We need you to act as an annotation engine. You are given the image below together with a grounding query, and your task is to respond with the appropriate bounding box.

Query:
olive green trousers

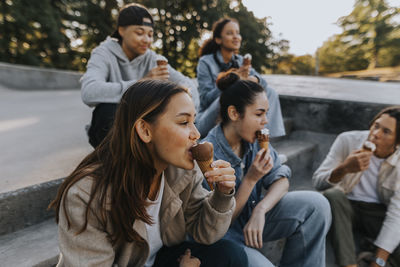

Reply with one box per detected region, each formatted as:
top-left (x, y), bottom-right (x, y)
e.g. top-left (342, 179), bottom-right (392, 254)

top-left (323, 188), bottom-right (400, 267)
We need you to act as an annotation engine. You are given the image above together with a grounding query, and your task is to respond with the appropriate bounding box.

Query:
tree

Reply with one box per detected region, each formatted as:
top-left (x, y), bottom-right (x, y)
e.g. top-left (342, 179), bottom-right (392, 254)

top-left (0, 0), bottom-right (74, 69)
top-left (274, 54), bottom-right (315, 75)
top-left (1, 0), bottom-right (288, 75)
top-left (337, 0), bottom-right (400, 69)
top-left (136, 0), bottom-right (279, 77)
top-left (318, 35), bottom-right (369, 73)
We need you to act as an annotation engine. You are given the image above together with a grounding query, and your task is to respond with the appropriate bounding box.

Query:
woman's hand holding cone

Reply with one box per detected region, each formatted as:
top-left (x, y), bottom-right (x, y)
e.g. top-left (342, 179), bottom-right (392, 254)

top-left (204, 160), bottom-right (236, 194)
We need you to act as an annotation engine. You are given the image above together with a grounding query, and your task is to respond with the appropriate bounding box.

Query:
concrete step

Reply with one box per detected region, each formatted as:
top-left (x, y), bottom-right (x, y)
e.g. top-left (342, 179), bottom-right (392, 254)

top-left (270, 117), bottom-right (294, 143)
top-left (283, 117), bottom-right (294, 136)
top-left (273, 138), bottom-right (317, 191)
top-left (0, 219), bottom-right (59, 267)
top-left (0, 178), bottom-right (63, 236)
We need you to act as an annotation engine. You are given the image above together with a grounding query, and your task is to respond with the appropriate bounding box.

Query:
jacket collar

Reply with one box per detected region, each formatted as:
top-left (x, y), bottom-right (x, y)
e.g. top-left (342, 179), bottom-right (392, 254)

top-left (133, 167), bottom-right (195, 241)
top-left (385, 146), bottom-right (400, 167)
top-left (214, 50), bottom-right (240, 71)
top-left (159, 165), bottom-right (196, 227)
top-left (213, 125), bottom-right (253, 167)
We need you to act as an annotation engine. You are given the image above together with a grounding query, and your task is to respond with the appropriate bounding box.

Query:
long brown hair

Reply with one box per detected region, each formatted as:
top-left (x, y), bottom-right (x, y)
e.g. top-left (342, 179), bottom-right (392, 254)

top-left (49, 79), bottom-right (188, 245)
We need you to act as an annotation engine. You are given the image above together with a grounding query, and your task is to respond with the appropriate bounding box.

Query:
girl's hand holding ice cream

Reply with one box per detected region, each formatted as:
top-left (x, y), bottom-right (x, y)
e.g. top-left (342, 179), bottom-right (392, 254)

top-left (245, 148), bottom-right (273, 183)
top-left (204, 160), bottom-right (236, 194)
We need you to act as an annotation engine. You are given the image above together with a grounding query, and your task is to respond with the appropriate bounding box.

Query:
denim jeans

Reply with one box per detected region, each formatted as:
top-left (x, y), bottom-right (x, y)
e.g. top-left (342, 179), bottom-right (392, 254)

top-left (238, 191), bottom-right (331, 267)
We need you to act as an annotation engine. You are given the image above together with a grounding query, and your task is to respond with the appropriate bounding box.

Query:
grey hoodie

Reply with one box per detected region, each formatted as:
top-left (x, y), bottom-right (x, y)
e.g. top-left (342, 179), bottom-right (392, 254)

top-left (81, 37), bottom-right (199, 109)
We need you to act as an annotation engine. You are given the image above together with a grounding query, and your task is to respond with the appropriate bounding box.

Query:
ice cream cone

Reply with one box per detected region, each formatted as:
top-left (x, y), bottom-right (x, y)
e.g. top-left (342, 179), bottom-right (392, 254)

top-left (156, 59), bottom-right (168, 66)
top-left (362, 141), bottom-right (376, 152)
top-left (156, 55), bottom-right (168, 67)
top-left (243, 53), bottom-right (252, 66)
top-left (256, 128), bottom-right (270, 151)
top-left (196, 159), bottom-right (214, 190)
top-left (191, 141), bottom-right (214, 190)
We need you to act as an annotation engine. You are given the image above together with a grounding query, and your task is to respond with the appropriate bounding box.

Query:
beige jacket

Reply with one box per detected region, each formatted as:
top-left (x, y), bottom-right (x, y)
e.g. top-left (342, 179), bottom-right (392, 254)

top-left (57, 164), bottom-right (235, 267)
top-left (313, 130), bottom-right (400, 253)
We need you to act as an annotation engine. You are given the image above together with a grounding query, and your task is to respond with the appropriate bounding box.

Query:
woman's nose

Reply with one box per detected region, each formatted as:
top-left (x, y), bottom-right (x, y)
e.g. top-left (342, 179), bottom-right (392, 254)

top-left (262, 115), bottom-right (268, 125)
top-left (191, 124), bottom-right (201, 140)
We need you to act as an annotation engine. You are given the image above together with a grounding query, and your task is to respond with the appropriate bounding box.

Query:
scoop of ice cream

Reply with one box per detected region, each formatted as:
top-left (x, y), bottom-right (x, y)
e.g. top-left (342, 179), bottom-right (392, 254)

top-left (243, 53), bottom-right (252, 66)
top-left (256, 128), bottom-right (270, 141)
top-left (363, 141), bottom-right (376, 152)
top-left (244, 53), bottom-right (252, 60)
top-left (191, 141), bottom-right (213, 161)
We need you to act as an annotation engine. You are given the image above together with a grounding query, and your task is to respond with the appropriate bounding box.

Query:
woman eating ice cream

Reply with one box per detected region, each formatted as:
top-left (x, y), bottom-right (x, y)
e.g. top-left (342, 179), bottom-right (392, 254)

top-left (50, 79), bottom-right (248, 267)
top-left (196, 17), bottom-right (285, 138)
top-left (202, 70), bottom-right (331, 267)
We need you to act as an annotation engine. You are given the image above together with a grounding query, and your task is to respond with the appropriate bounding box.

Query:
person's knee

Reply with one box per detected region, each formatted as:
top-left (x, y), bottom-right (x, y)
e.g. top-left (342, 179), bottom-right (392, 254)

top-left (305, 191), bottom-right (331, 226)
top-left (323, 187), bottom-right (346, 205)
top-left (210, 240), bottom-right (248, 267)
top-left (289, 191), bottom-right (331, 231)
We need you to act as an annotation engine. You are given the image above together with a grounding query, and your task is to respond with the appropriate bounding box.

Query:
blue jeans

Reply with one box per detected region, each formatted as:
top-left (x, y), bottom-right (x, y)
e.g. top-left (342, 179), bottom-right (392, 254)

top-left (238, 191), bottom-right (331, 267)
top-left (196, 86), bottom-right (286, 138)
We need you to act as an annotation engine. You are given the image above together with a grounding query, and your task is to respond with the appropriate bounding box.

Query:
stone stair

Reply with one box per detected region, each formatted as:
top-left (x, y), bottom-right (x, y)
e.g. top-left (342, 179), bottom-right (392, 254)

top-left (0, 219), bottom-right (58, 267)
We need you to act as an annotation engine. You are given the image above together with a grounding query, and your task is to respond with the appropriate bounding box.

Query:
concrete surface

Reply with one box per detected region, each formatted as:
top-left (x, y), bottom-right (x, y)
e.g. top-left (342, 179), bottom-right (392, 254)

top-left (0, 178), bottom-right (64, 235)
top-left (0, 62), bottom-right (82, 90)
top-left (0, 86), bottom-right (92, 194)
top-left (264, 74), bottom-right (400, 105)
top-left (0, 219), bottom-right (59, 267)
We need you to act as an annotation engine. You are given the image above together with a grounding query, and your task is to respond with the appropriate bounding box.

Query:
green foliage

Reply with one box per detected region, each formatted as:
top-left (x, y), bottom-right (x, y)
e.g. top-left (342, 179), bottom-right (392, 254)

top-left (318, 35), bottom-right (369, 73)
top-left (319, 0), bottom-right (400, 73)
top-left (274, 54), bottom-right (315, 75)
top-left (0, 0), bottom-right (120, 71)
top-left (0, 0), bottom-right (287, 75)
top-left (136, 0), bottom-right (276, 76)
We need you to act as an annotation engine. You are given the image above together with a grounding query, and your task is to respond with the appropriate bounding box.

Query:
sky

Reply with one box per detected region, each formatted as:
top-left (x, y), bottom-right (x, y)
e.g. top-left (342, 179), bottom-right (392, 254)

top-left (242, 0), bottom-right (400, 56)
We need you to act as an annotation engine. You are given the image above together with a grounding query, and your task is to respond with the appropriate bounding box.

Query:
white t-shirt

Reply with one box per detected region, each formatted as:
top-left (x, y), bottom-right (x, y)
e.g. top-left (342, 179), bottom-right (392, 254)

top-left (144, 174), bottom-right (165, 267)
top-left (347, 155), bottom-right (385, 203)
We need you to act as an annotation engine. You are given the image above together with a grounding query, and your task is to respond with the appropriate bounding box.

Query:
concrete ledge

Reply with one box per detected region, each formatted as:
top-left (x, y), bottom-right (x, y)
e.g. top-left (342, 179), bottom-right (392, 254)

top-left (274, 139), bottom-right (317, 190)
top-left (0, 178), bottom-right (64, 236)
top-left (280, 95), bottom-right (391, 134)
top-left (0, 62), bottom-right (82, 90)
top-left (0, 219), bottom-right (59, 267)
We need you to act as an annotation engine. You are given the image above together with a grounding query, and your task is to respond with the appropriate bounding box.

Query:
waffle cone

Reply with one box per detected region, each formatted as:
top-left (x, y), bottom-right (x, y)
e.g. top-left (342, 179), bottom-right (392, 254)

top-left (197, 159), bottom-right (214, 190)
top-left (258, 141), bottom-right (269, 151)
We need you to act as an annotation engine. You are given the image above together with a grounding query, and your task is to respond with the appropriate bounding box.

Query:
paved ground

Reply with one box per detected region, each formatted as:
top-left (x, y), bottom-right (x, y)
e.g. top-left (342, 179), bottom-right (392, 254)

top-left (265, 74), bottom-right (400, 105)
top-left (0, 86), bottom-right (92, 194)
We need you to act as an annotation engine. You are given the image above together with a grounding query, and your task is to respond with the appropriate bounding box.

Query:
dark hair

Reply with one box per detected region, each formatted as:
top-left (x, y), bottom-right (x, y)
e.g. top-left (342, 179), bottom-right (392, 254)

top-left (111, 3), bottom-right (154, 41)
top-left (199, 18), bottom-right (238, 57)
top-left (216, 70), bottom-right (265, 125)
top-left (370, 106), bottom-right (400, 145)
top-left (49, 80), bottom-right (188, 246)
